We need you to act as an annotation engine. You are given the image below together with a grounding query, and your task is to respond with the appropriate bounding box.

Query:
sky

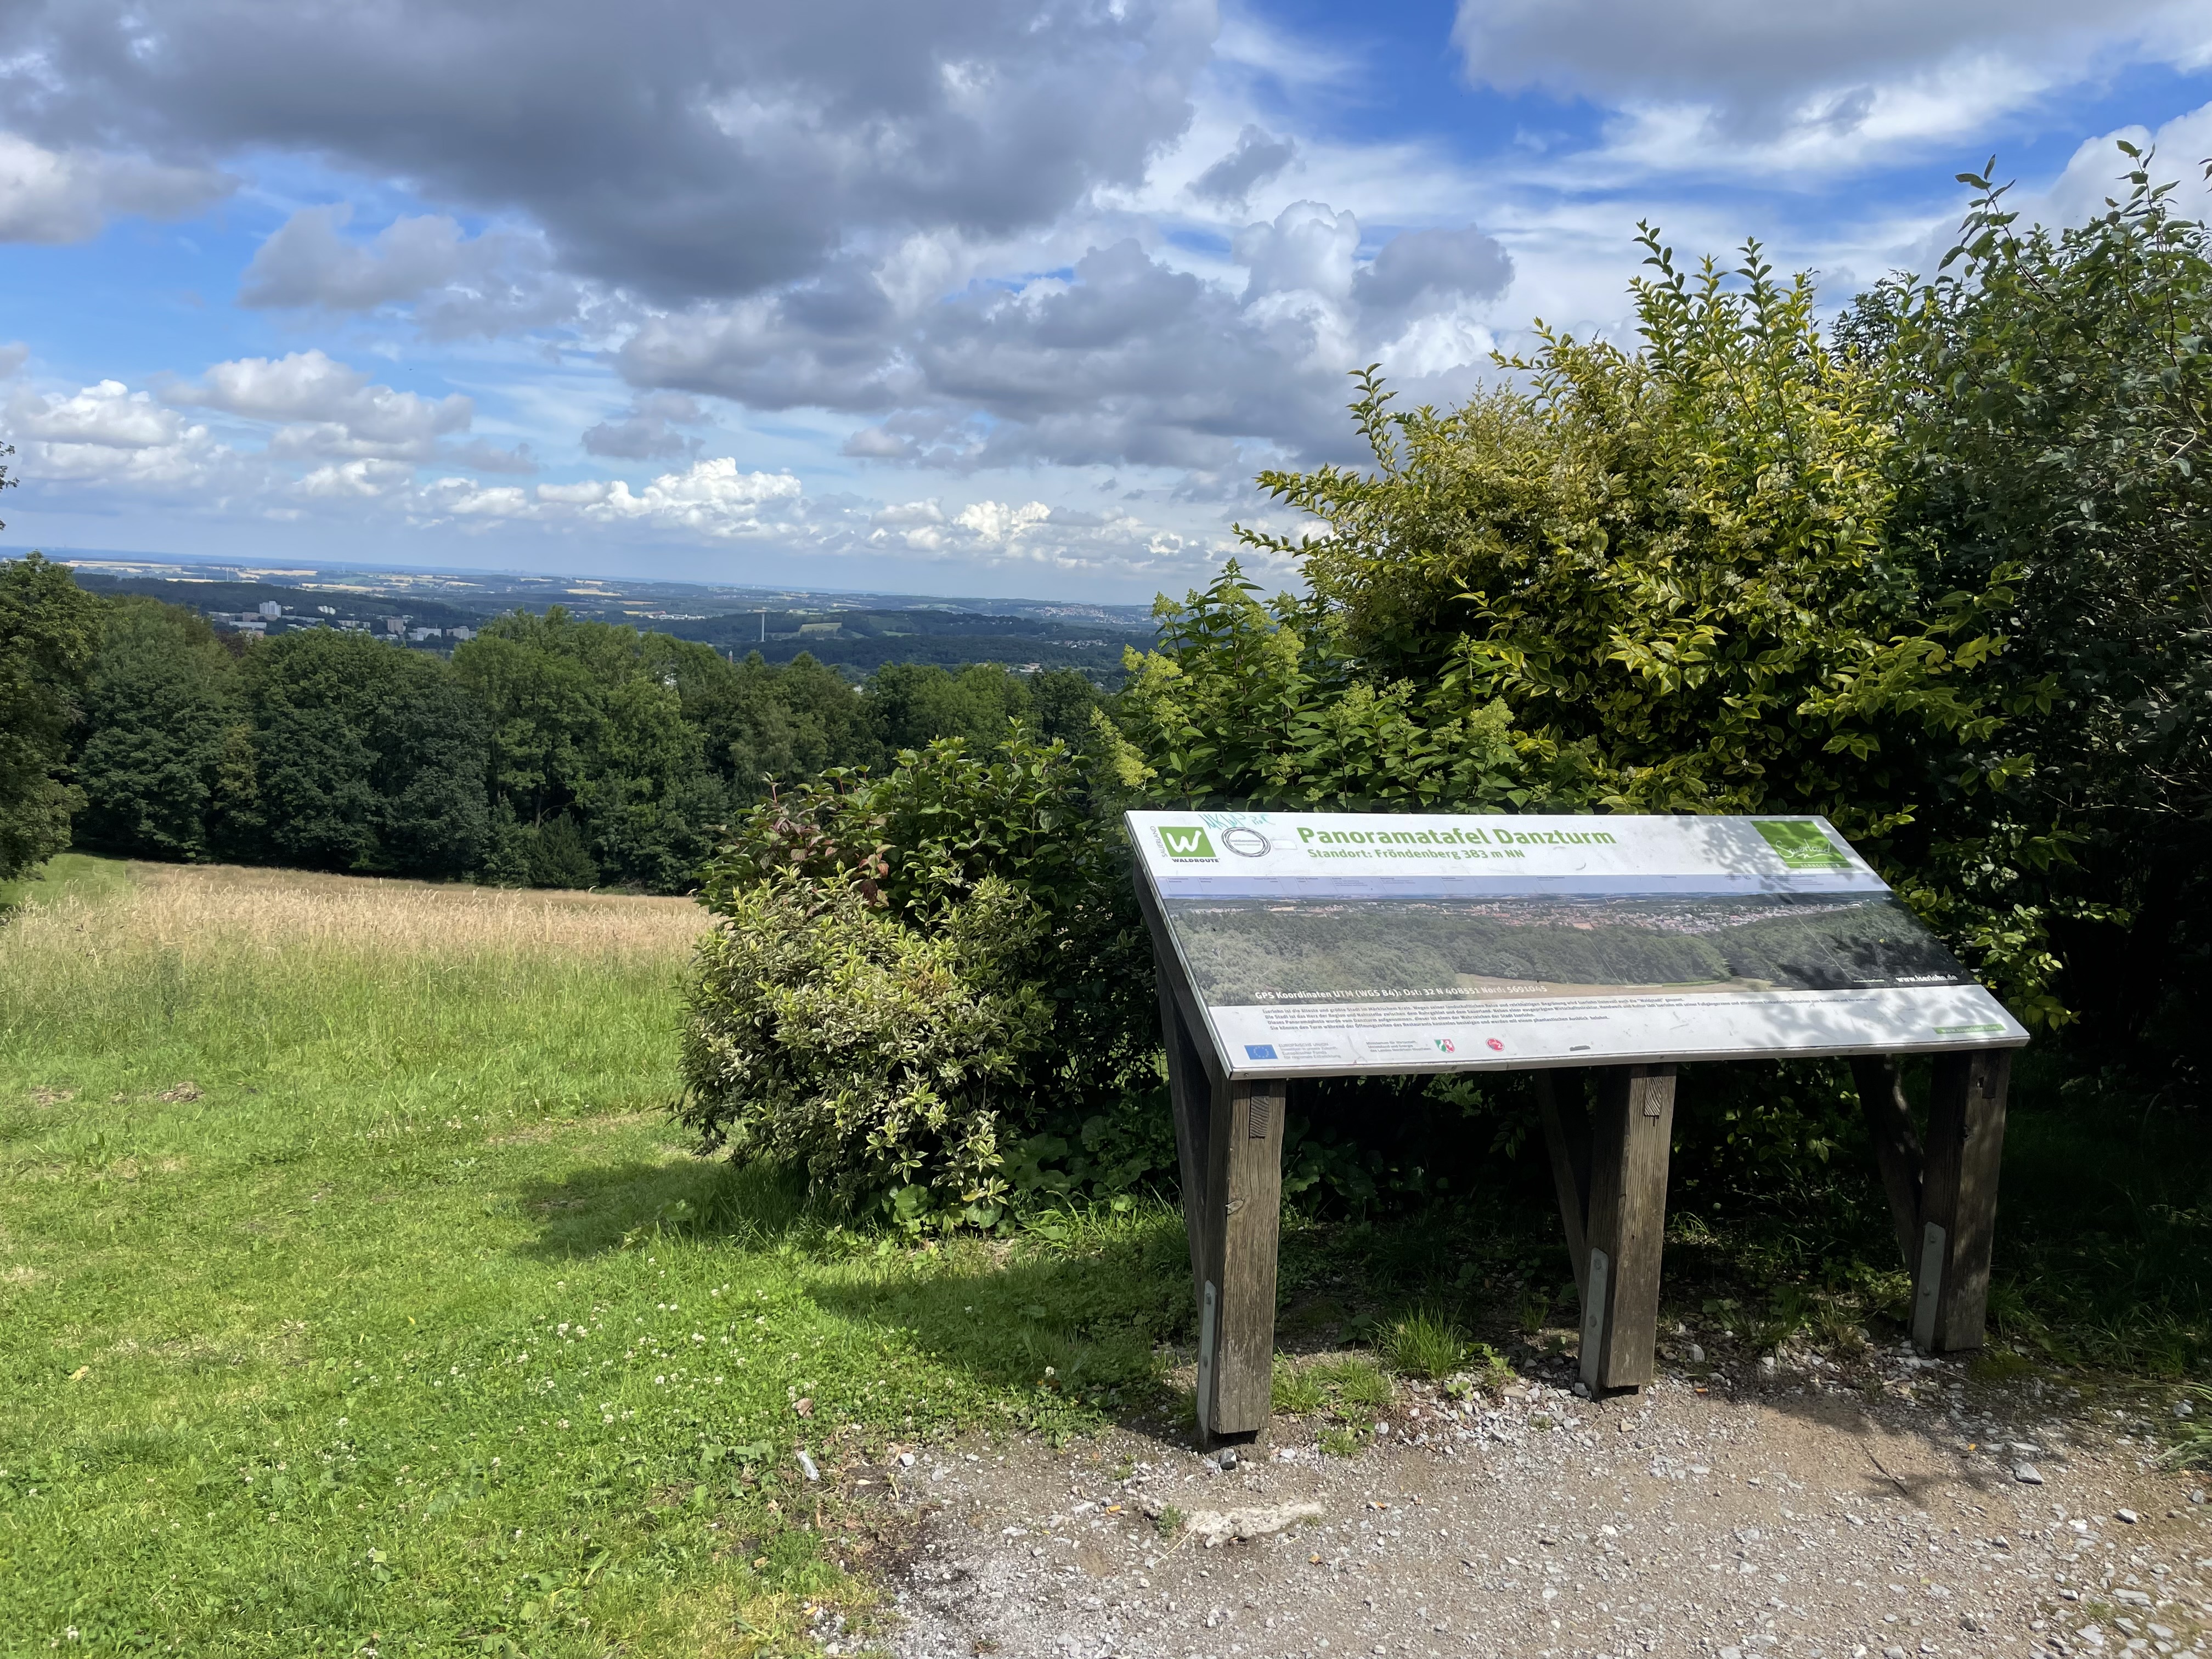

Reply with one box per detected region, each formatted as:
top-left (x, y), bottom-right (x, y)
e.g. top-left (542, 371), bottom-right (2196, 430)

top-left (2, 2), bottom-right (2212, 603)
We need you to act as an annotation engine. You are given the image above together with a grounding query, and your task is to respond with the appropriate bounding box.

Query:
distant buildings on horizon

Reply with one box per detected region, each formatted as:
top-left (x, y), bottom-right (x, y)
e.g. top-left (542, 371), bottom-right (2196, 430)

top-left (204, 602), bottom-right (477, 648)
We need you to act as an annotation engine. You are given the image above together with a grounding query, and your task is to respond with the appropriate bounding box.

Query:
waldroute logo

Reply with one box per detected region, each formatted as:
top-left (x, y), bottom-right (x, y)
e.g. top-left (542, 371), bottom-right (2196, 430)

top-left (1752, 820), bottom-right (1849, 871)
top-left (1157, 825), bottom-right (1216, 860)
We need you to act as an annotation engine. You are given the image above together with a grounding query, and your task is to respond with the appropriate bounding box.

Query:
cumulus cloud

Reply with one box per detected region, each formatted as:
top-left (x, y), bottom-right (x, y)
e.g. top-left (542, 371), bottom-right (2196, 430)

top-left (0, 354), bottom-right (1240, 582)
top-left (9, 379), bottom-right (200, 449)
top-left (862, 493), bottom-right (1220, 572)
top-left (1189, 123), bottom-right (1298, 206)
top-left (1453, 0), bottom-right (2212, 171)
top-left (1355, 224), bottom-right (1517, 315)
top-left (171, 350), bottom-right (474, 461)
top-left (0, 132), bottom-right (230, 243)
top-left (239, 205), bottom-right (585, 337)
top-left (581, 391), bottom-right (712, 461)
top-left (526, 458), bottom-right (803, 538)
top-left (0, 0), bottom-right (1216, 302)
top-left (647, 203), bottom-right (1513, 472)
top-left (2, 378), bottom-right (233, 495)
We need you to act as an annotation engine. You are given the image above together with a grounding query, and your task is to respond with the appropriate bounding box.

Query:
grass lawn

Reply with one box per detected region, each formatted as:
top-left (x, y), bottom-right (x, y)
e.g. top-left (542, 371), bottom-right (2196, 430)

top-left (4, 857), bottom-right (2204, 1656)
top-left (0, 860), bottom-right (1189, 1657)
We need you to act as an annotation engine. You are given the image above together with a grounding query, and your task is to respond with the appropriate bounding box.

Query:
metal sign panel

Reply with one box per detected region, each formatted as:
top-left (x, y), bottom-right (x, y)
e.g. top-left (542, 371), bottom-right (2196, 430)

top-left (1128, 810), bottom-right (2028, 1079)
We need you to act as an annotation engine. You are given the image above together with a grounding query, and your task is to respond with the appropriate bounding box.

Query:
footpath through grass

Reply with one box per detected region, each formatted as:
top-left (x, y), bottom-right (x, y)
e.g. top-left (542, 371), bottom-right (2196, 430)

top-left (0, 861), bottom-right (1188, 1657)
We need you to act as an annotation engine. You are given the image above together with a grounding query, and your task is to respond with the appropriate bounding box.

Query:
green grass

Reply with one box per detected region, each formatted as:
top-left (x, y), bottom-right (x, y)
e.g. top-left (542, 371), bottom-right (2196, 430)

top-left (0, 859), bottom-right (1190, 1657)
top-left (0, 849), bottom-right (133, 911)
top-left (1379, 1307), bottom-right (1475, 1380)
top-left (1269, 1360), bottom-right (1326, 1415)
top-left (10, 854), bottom-right (2208, 1650)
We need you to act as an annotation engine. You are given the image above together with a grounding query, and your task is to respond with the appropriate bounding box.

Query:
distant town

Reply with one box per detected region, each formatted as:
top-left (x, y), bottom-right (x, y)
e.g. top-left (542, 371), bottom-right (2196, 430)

top-left (205, 599), bottom-right (479, 646)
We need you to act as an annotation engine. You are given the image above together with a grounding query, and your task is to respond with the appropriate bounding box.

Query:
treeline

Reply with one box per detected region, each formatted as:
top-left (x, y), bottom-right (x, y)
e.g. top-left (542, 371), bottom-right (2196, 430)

top-left (13, 578), bottom-right (1102, 891)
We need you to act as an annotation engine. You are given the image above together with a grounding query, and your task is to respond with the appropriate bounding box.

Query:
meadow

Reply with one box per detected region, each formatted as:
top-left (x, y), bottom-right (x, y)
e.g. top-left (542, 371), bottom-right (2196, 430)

top-left (0, 860), bottom-right (1188, 1656)
top-left (3, 858), bottom-right (2205, 1657)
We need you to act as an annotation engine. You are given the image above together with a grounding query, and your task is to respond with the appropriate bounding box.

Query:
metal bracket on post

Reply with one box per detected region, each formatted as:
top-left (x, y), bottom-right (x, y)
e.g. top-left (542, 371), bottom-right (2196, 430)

top-left (1579, 1250), bottom-right (1612, 1390)
top-left (1196, 1280), bottom-right (1218, 1438)
top-left (1912, 1223), bottom-right (1947, 1351)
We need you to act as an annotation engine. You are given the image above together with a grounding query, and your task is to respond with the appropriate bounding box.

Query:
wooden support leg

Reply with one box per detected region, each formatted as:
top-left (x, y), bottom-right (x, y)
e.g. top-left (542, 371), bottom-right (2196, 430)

top-left (1850, 1057), bottom-right (1926, 1276)
top-left (1536, 1070), bottom-right (1592, 1302)
top-left (1154, 952), bottom-right (1215, 1312)
top-left (1193, 1073), bottom-right (1286, 1442)
top-left (1912, 1051), bottom-right (2011, 1353)
top-left (1579, 1064), bottom-right (1676, 1392)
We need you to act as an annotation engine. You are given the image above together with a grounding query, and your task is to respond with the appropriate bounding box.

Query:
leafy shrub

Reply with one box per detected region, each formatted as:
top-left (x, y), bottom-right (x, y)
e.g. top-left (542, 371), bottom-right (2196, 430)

top-left (676, 732), bottom-right (1164, 1225)
top-left (1120, 232), bottom-right (2046, 1017)
top-left (676, 870), bottom-right (1051, 1222)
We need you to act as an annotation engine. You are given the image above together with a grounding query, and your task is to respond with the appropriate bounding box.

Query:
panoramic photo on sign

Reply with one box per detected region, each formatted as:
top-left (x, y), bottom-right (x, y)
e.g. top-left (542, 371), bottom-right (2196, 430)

top-left (1127, 811), bottom-right (2029, 1079)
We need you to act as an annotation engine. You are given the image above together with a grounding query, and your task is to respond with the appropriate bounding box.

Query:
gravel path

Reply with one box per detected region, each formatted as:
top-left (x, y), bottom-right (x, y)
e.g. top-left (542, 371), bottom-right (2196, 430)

top-left (844, 1345), bottom-right (2210, 1659)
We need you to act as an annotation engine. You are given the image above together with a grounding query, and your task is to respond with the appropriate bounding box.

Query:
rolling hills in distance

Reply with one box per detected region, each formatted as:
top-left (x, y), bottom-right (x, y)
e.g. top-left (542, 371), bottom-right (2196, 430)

top-left (56, 550), bottom-right (1160, 682)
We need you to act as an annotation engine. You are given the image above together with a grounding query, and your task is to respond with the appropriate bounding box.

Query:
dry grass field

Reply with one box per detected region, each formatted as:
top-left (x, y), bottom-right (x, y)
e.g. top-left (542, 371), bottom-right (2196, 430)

top-left (11, 857), bottom-right (704, 961)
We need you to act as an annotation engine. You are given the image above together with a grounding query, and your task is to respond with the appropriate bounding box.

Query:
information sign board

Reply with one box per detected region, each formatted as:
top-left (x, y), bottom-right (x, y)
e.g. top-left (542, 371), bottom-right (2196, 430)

top-left (1128, 810), bottom-right (2028, 1079)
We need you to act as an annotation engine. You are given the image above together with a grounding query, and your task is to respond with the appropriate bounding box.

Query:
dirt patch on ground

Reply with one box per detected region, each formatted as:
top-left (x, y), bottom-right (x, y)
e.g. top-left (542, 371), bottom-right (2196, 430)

top-left (865, 1348), bottom-right (2211, 1659)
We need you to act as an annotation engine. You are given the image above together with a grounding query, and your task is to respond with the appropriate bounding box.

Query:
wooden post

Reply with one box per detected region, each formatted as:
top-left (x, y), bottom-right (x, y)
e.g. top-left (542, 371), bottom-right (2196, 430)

top-left (1579, 1064), bottom-right (1676, 1391)
top-left (1850, 1056), bottom-right (1926, 1274)
top-left (1536, 1070), bottom-right (1592, 1301)
top-left (1192, 1073), bottom-right (1286, 1442)
top-left (1152, 946), bottom-right (1285, 1442)
top-left (1154, 951), bottom-right (1216, 1311)
top-left (1912, 1050), bottom-right (2011, 1353)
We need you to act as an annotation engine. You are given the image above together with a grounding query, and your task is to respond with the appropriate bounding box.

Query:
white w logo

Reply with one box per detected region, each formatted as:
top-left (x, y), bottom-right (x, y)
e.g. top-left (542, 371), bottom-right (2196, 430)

top-left (1159, 826), bottom-right (1213, 857)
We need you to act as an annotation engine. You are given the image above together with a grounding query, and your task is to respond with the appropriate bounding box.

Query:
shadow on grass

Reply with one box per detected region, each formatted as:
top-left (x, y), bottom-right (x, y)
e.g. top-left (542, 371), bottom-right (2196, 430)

top-left (509, 1156), bottom-right (805, 1260)
top-left (510, 1154), bottom-right (1200, 1435)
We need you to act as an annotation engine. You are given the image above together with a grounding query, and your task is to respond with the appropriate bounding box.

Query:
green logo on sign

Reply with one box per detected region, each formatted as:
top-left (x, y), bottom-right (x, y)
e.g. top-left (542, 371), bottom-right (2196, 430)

top-left (1157, 825), bottom-right (1216, 860)
top-left (1752, 820), bottom-right (1848, 870)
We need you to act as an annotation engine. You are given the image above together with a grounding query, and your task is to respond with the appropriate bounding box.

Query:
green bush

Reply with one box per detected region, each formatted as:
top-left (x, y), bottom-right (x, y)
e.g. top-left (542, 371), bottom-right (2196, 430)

top-left (1121, 232), bottom-right (2047, 1018)
top-left (675, 732), bottom-right (1165, 1225)
top-left (676, 869), bottom-right (1052, 1222)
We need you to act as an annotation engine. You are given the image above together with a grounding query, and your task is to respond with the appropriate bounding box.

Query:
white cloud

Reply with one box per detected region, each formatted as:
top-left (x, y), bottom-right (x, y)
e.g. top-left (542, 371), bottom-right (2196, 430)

top-left (0, 132), bottom-right (230, 244)
top-left (8, 380), bottom-right (199, 449)
top-left (2, 379), bottom-right (232, 495)
top-left (634, 203), bottom-right (1513, 473)
top-left (1452, 0), bottom-right (2212, 178)
top-left (293, 458), bottom-right (414, 500)
top-left (172, 351), bottom-right (475, 461)
top-left (239, 205), bottom-right (589, 337)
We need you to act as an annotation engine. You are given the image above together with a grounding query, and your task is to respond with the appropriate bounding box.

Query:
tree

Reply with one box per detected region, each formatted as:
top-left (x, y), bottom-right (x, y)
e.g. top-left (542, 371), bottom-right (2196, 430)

top-left (75, 598), bottom-right (242, 861)
top-left (453, 608), bottom-right (713, 890)
top-left (866, 661), bottom-right (1032, 753)
top-left (1029, 668), bottom-right (1101, 743)
top-left (665, 644), bottom-right (878, 803)
top-left (1843, 147), bottom-right (2212, 1069)
top-left (1124, 233), bottom-right (2049, 1013)
top-left (244, 630), bottom-right (490, 878)
top-left (0, 551), bottom-right (103, 881)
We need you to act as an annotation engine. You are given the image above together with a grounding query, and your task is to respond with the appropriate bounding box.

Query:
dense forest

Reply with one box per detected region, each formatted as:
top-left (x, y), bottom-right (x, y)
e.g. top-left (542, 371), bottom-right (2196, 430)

top-left (4, 568), bottom-right (1102, 891)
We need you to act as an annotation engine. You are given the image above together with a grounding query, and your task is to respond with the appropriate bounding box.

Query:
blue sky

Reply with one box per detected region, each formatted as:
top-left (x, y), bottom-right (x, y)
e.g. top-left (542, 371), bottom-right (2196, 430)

top-left (2, 0), bottom-right (2210, 601)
